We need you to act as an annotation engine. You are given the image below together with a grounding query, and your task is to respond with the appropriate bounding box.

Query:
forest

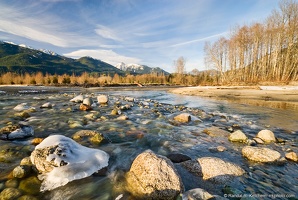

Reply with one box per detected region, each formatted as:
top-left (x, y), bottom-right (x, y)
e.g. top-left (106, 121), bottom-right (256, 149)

top-left (204, 0), bottom-right (298, 84)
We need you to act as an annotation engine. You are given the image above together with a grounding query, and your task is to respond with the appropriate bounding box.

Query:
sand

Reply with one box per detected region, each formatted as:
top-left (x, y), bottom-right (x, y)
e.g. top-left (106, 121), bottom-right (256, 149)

top-left (169, 86), bottom-right (298, 110)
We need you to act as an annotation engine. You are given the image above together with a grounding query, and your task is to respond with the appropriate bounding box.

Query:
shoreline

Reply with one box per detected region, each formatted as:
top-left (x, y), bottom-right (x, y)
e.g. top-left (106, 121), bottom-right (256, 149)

top-left (169, 86), bottom-right (298, 110)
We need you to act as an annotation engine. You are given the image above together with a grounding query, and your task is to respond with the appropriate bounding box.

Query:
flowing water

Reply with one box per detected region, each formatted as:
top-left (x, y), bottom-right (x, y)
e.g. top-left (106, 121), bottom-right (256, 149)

top-left (0, 86), bottom-right (297, 199)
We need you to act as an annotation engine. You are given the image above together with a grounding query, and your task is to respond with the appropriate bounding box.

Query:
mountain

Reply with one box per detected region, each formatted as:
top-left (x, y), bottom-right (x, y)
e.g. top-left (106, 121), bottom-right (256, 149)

top-left (115, 62), bottom-right (169, 75)
top-left (0, 41), bottom-right (124, 76)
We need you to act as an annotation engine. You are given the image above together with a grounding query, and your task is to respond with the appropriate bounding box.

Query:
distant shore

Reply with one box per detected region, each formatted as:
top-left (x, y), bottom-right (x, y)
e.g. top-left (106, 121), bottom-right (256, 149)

top-left (169, 86), bottom-right (298, 110)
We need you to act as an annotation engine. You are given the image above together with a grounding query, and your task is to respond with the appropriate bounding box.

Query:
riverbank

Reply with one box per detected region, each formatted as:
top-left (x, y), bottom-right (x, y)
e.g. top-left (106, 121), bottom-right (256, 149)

top-left (169, 86), bottom-right (298, 110)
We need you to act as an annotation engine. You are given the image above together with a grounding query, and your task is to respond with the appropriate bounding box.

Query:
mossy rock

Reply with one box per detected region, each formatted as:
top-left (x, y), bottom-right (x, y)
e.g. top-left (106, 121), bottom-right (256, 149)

top-left (0, 188), bottom-right (22, 200)
top-left (18, 176), bottom-right (41, 195)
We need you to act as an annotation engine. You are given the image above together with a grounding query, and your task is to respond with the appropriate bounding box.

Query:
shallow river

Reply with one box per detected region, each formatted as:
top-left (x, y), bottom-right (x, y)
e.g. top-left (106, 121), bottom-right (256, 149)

top-left (0, 86), bottom-right (297, 200)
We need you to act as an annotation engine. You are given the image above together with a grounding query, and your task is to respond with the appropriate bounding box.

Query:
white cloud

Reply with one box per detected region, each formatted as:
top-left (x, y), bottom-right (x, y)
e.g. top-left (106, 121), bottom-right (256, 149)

top-left (64, 49), bottom-right (141, 66)
top-left (95, 25), bottom-right (122, 41)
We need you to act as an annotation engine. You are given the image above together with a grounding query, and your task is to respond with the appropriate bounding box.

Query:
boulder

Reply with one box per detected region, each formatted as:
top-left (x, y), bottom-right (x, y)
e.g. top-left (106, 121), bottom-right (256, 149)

top-left (70, 95), bottom-right (84, 103)
top-left (174, 113), bottom-right (191, 123)
top-left (285, 152), bottom-right (298, 162)
top-left (256, 129), bottom-right (276, 143)
top-left (30, 135), bottom-right (109, 191)
top-left (229, 130), bottom-right (248, 143)
top-left (126, 150), bottom-right (184, 199)
top-left (242, 146), bottom-right (281, 162)
top-left (97, 95), bottom-right (108, 104)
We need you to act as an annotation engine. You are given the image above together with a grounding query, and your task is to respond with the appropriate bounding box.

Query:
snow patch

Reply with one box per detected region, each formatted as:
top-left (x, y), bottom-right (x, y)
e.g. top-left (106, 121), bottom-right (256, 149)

top-left (33, 135), bottom-right (109, 191)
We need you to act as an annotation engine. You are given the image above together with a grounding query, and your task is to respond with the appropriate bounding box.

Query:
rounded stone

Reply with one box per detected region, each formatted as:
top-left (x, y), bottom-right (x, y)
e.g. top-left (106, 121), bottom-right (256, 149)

top-left (173, 113), bottom-right (191, 123)
top-left (229, 130), bottom-right (248, 143)
top-left (256, 129), bottom-right (276, 143)
top-left (0, 188), bottom-right (22, 200)
top-left (18, 176), bottom-right (41, 195)
top-left (12, 165), bottom-right (31, 179)
top-left (182, 188), bottom-right (213, 200)
top-left (285, 152), bottom-right (298, 162)
top-left (126, 150), bottom-right (184, 199)
top-left (5, 178), bottom-right (19, 188)
top-left (83, 97), bottom-right (93, 106)
top-left (97, 95), bottom-right (108, 104)
top-left (242, 146), bottom-right (281, 162)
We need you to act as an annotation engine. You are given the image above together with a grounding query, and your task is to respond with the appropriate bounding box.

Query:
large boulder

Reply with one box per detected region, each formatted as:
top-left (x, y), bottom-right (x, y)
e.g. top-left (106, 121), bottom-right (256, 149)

top-left (228, 130), bottom-right (248, 143)
top-left (256, 129), bottom-right (276, 143)
top-left (174, 113), bottom-right (191, 123)
top-left (30, 135), bottom-right (109, 191)
top-left (242, 146), bottom-right (281, 163)
top-left (126, 150), bottom-right (184, 199)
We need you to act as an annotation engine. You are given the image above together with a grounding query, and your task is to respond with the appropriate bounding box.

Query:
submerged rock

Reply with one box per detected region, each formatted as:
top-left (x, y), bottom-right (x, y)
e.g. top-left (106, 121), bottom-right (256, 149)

top-left (166, 153), bottom-right (191, 163)
top-left (72, 130), bottom-right (105, 145)
top-left (79, 103), bottom-right (92, 111)
top-left (126, 150), bottom-right (184, 199)
top-left (256, 129), bottom-right (276, 143)
top-left (13, 103), bottom-right (35, 112)
top-left (18, 176), bottom-right (41, 195)
top-left (30, 135), bottom-right (109, 191)
top-left (203, 126), bottom-right (230, 137)
top-left (242, 146), bottom-right (281, 163)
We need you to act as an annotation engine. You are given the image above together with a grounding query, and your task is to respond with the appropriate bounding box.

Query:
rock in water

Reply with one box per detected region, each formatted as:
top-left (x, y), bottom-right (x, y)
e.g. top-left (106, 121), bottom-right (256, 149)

top-left (228, 130), bottom-right (248, 143)
top-left (0, 124), bottom-right (34, 140)
top-left (97, 95), bottom-right (108, 104)
top-left (70, 95), bottom-right (84, 103)
top-left (13, 103), bottom-right (35, 111)
top-left (83, 97), bottom-right (93, 106)
top-left (197, 157), bottom-right (245, 182)
top-left (40, 102), bottom-right (53, 109)
top-left (182, 188), bottom-right (214, 200)
top-left (242, 146), bottom-right (281, 162)
top-left (174, 113), bottom-right (191, 123)
top-left (30, 135), bottom-right (109, 191)
top-left (285, 152), bottom-right (298, 162)
top-left (126, 150), bottom-right (184, 199)
top-left (256, 129), bottom-right (276, 143)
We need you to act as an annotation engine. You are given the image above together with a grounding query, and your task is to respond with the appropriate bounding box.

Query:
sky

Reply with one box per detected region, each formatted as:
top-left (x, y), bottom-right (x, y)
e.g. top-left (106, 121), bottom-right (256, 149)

top-left (0, 0), bottom-right (281, 73)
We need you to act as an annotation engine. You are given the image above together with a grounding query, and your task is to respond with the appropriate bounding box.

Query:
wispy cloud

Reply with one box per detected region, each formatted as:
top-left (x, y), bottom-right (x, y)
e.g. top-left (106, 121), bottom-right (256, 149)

top-left (170, 32), bottom-right (228, 47)
top-left (64, 49), bottom-right (141, 66)
top-left (95, 25), bottom-right (122, 41)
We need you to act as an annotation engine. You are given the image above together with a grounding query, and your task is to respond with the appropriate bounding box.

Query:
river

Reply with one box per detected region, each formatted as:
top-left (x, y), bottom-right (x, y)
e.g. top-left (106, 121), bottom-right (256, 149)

top-left (0, 86), bottom-right (297, 199)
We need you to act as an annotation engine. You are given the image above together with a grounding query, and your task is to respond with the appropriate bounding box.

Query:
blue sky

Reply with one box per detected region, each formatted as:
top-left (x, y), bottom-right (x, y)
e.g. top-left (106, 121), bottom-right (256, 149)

top-left (0, 0), bottom-right (280, 73)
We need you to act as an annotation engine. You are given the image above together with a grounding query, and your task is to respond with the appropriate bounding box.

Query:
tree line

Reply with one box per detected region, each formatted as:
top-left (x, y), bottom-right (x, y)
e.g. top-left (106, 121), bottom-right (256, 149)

top-left (204, 0), bottom-right (298, 84)
top-left (0, 71), bottom-right (217, 86)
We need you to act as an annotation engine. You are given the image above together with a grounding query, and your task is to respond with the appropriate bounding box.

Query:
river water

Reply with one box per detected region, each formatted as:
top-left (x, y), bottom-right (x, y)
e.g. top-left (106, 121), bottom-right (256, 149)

top-left (0, 86), bottom-right (297, 199)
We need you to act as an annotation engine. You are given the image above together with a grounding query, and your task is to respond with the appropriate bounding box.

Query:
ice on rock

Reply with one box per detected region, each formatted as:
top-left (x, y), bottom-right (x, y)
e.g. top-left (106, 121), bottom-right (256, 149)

top-left (31, 135), bottom-right (109, 191)
top-left (13, 103), bottom-right (35, 111)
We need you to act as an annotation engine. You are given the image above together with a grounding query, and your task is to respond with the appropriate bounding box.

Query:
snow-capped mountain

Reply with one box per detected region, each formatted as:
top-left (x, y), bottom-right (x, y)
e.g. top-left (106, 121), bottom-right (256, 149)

top-left (115, 62), bottom-right (169, 75)
top-left (38, 49), bottom-right (58, 56)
